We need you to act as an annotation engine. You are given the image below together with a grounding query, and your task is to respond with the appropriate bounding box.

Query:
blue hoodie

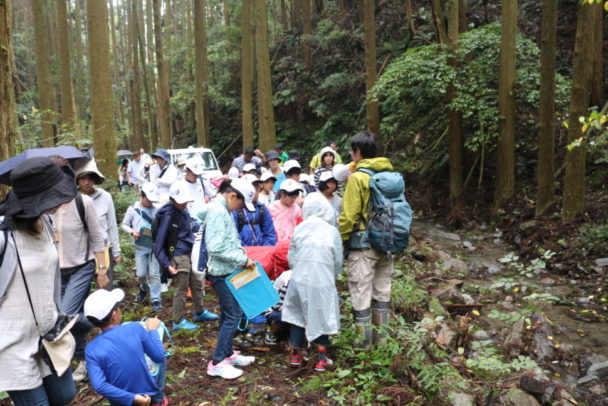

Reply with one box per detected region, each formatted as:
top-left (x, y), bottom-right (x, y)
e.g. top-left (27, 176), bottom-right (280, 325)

top-left (153, 202), bottom-right (197, 270)
top-left (231, 202), bottom-right (277, 247)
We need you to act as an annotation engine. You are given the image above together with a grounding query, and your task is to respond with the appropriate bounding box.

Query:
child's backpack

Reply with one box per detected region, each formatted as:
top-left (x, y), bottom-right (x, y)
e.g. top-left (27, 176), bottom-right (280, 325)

top-left (151, 206), bottom-right (179, 255)
top-left (197, 226), bottom-right (209, 271)
top-left (358, 168), bottom-right (413, 255)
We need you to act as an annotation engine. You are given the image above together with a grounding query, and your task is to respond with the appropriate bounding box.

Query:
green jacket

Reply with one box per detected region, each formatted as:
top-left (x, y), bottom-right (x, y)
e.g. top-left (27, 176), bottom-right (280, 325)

top-left (338, 157), bottom-right (393, 242)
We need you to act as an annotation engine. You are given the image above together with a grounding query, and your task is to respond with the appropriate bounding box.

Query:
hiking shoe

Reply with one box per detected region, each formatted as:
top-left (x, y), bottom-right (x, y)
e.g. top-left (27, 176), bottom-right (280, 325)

top-left (160, 283), bottom-right (169, 293)
top-left (172, 318), bottom-right (198, 331)
top-left (193, 309), bottom-right (219, 322)
top-left (151, 301), bottom-right (162, 312)
top-left (226, 351), bottom-right (255, 366)
top-left (290, 353), bottom-right (302, 367)
top-left (207, 360), bottom-right (243, 379)
top-left (151, 396), bottom-right (169, 406)
top-left (72, 360), bottom-right (87, 383)
top-left (314, 358), bottom-right (334, 372)
top-left (264, 332), bottom-right (278, 345)
top-left (135, 289), bottom-right (148, 303)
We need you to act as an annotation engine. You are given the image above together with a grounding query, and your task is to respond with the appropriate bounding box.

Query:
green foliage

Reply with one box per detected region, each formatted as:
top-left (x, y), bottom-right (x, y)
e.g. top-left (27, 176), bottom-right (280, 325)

top-left (576, 223), bottom-right (608, 257)
top-left (372, 22), bottom-right (570, 174)
top-left (465, 340), bottom-right (537, 380)
top-left (391, 267), bottom-right (428, 312)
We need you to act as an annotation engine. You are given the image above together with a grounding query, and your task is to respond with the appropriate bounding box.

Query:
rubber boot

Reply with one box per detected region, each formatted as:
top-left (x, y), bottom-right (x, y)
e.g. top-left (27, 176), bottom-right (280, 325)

top-left (371, 300), bottom-right (391, 346)
top-left (353, 309), bottom-right (373, 349)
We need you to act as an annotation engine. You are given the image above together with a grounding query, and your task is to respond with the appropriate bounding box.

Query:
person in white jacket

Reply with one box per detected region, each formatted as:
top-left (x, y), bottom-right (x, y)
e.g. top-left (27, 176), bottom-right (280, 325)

top-left (282, 193), bottom-right (343, 372)
top-left (149, 149), bottom-right (179, 197)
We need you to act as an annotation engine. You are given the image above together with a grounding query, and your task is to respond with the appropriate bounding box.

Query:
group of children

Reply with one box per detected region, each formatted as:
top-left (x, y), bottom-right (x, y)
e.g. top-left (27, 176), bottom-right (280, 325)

top-left (82, 131), bottom-right (396, 403)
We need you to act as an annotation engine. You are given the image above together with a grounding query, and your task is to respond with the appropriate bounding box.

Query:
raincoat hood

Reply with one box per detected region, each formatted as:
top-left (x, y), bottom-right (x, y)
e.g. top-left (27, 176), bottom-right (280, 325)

top-left (356, 157), bottom-right (393, 172)
top-left (302, 193), bottom-right (335, 225)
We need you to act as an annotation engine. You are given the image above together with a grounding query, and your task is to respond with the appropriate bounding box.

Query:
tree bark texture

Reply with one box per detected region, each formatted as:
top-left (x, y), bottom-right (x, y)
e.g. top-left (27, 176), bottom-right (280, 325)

top-left (154, 0), bottom-right (171, 148)
top-left (194, 0), bottom-right (210, 147)
top-left (128, 0), bottom-right (145, 150)
top-left (109, 0), bottom-right (126, 129)
top-left (32, 0), bottom-right (55, 146)
top-left (86, 0), bottom-right (117, 181)
top-left (562, 2), bottom-right (593, 220)
top-left (73, 0), bottom-right (86, 120)
top-left (590, 1), bottom-right (603, 107)
top-left (0, 0), bottom-right (18, 167)
top-left (430, 0), bottom-right (447, 44)
top-left (55, 0), bottom-right (77, 129)
top-left (363, 0), bottom-right (380, 136)
top-left (535, 0), bottom-right (557, 217)
top-left (447, 0), bottom-right (463, 216)
top-left (404, 0), bottom-right (416, 35)
top-left (241, 0), bottom-right (254, 148)
top-left (495, 0), bottom-right (517, 206)
top-left (255, 0), bottom-right (277, 151)
top-left (302, 0), bottom-right (312, 64)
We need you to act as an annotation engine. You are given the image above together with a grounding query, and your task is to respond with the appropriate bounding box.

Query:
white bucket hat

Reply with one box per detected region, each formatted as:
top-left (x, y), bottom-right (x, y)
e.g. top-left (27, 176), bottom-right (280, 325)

top-left (230, 178), bottom-right (256, 212)
top-left (74, 159), bottom-right (106, 185)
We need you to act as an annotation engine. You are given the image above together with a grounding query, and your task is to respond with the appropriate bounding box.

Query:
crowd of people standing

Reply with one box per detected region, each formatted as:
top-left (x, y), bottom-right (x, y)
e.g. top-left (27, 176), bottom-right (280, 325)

top-left (0, 131), bottom-right (400, 405)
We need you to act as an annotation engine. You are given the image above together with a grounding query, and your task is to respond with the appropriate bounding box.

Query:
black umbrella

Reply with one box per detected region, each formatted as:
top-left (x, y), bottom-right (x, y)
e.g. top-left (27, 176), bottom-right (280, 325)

top-left (0, 146), bottom-right (88, 185)
top-left (117, 150), bottom-right (134, 157)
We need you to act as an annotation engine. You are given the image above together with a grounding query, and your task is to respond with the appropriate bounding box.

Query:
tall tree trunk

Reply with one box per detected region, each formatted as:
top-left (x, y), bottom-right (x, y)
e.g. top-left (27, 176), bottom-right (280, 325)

top-left (154, 0), bottom-right (171, 148)
top-left (241, 0), bottom-right (254, 148)
top-left (194, 0), bottom-right (210, 147)
top-left (0, 0), bottom-right (18, 171)
top-left (128, 0), bottom-right (145, 150)
top-left (87, 0), bottom-right (117, 180)
top-left (363, 0), bottom-right (380, 136)
top-left (55, 0), bottom-right (77, 131)
top-left (280, 0), bottom-right (288, 30)
top-left (429, 0), bottom-right (447, 44)
top-left (562, 2), bottom-right (593, 220)
top-left (223, 0), bottom-right (231, 52)
top-left (255, 0), bottom-right (276, 151)
top-left (109, 0), bottom-right (126, 130)
top-left (494, 0), bottom-right (517, 206)
top-left (73, 0), bottom-right (86, 119)
top-left (136, 0), bottom-right (155, 150)
top-left (32, 0), bottom-right (55, 146)
top-left (535, 0), bottom-right (557, 216)
top-left (590, 1), bottom-right (603, 107)
top-left (404, 0), bottom-right (416, 35)
top-left (458, 0), bottom-right (467, 32)
top-left (302, 0), bottom-right (312, 64)
top-left (447, 0), bottom-right (463, 218)
top-left (290, 0), bottom-right (298, 32)
top-left (146, 0), bottom-right (155, 64)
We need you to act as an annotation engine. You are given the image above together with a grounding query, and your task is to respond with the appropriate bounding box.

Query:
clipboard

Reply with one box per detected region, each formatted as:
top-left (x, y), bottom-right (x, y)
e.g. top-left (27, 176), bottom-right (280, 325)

top-left (226, 261), bottom-right (279, 318)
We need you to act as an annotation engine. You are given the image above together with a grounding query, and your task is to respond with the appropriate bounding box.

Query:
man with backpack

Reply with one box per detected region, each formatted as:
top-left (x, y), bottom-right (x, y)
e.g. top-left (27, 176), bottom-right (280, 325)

top-left (232, 174), bottom-right (277, 247)
top-left (338, 131), bottom-right (412, 349)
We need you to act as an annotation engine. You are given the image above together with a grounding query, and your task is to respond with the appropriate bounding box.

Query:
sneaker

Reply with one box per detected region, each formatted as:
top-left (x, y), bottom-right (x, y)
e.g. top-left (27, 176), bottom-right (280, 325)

top-left (151, 301), bottom-right (162, 312)
top-left (193, 309), bottom-right (219, 322)
top-left (290, 353), bottom-right (302, 367)
top-left (72, 359), bottom-right (87, 383)
top-left (207, 360), bottom-right (243, 379)
top-left (160, 283), bottom-right (169, 293)
top-left (172, 318), bottom-right (198, 331)
top-left (264, 332), bottom-right (278, 345)
top-left (314, 358), bottom-right (334, 372)
top-left (151, 396), bottom-right (169, 406)
top-left (135, 289), bottom-right (148, 303)
top-left (225, 351), bottom-right (255, 366)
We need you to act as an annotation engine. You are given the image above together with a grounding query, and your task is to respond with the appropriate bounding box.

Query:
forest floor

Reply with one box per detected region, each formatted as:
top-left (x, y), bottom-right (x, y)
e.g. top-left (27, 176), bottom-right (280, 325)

top-left (1, 212), bottom-right (608, 405)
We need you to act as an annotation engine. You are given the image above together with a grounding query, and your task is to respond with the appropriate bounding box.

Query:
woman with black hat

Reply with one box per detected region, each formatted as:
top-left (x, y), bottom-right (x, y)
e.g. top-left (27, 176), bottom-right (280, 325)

top-left (0, 157), bottom-right (78, 406)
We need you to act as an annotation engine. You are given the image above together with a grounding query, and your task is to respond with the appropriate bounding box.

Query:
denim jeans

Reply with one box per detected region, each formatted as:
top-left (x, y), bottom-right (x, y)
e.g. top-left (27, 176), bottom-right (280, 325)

top-left (289, 325), bottom-right (330, 349)
top-left (60, 260), bottom-right (96, 358)
top-left (135, 247), bottom-right (161, 303)
top-left (208, 274), bottom-right (244, 363)
top-left (8, 368), bottom-right (76, 406)
top-left (108, 358), bottom-right (167, 406)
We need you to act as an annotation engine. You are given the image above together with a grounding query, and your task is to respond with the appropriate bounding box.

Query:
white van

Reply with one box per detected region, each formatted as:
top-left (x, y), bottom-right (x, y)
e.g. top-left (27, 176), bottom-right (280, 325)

top-left (167, 146), bottom-right (222, 179)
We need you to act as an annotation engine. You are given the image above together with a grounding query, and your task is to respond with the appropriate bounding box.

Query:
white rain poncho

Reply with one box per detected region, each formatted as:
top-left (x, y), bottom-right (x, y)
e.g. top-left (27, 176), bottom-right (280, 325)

top-left (282, 193), bottom-right (343, 342)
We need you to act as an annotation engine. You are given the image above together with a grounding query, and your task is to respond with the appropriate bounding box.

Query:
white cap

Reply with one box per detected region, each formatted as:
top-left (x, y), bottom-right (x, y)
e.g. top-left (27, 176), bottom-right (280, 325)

top-left (84, 288), bottom-right (125, 322)
top-left (319, 170), bottom-right (336, 183)
top-left (169, 182), bottom-right (194, 204)
top-left (242, 174), bottom-right (260, 185)
top-left (141, 182), bottom-right (161, 202)
top-left (260, 171), bottom-right (276, 182)
top-left (280, 179), bottom-right (303, 193)
top-left (333, 163), bottom-right (352, 182)
top-left (230, 178), bottom-right (256, 212)
top-left (283, 160), bottom-right (301, 173)
top-left (243, 163), bottom-right (257, 173)
top-left (299, 173), bottom-right (311, 184)
top-left (228, 167), bottom-right (239, 179)
top-left (185, 156), bottom-right (205, 176)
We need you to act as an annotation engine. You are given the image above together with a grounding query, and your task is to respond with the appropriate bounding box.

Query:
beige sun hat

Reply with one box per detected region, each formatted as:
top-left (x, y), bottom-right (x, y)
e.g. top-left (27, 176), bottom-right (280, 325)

top-left (74, 159), bottom-right (106, 185)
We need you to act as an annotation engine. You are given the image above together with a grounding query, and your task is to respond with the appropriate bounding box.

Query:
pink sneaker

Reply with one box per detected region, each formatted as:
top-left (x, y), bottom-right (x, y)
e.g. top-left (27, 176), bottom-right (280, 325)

top-left (225, 351), bottom-right (255, 366)
top-left (207, 360), bottom-right (243, 379)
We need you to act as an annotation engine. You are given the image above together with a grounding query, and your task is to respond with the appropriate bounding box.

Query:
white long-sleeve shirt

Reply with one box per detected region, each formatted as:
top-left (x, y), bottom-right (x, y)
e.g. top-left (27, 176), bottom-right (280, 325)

top-left (88, 189), bottom-right (121, 258)
top-left (149, 163), bottom-right (178, 196)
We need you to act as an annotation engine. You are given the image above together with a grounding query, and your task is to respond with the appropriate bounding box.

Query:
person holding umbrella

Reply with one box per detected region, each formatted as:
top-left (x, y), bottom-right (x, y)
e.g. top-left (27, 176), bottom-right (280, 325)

top-left (150, 149), bottom-right (179, 197)
top-left (0, 157), bottom-right (79, 406)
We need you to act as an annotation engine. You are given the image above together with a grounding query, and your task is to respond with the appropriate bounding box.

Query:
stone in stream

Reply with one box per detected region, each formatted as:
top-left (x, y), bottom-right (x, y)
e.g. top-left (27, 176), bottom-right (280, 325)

top-left (532, 313), bottom-right (555, 361)
top-left (503, 317), bottom-right (525, 347)
top-left (462, 240), bottom-right (476, 251)
top-left (434, 230), bottom-right (462, 242)
top-left (503, 388), bottom-right (541, 406)
top-left (594, 258), bottom-right (608, 267)
top-left (449, 392), bottom-right (475, 406)
top-left (442, 258), bottom-right (469, 274)
top-left (435, 323), bottom-right (458, 348)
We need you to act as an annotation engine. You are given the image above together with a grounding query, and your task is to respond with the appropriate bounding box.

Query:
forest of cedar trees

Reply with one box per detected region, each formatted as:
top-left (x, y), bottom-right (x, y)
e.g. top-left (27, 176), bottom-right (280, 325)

top-left (2, 0), bottom-right (608, 405)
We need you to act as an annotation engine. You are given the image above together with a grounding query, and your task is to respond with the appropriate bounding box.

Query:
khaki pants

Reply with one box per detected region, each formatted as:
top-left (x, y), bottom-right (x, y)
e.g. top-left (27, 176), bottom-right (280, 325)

top-left (347, 248), bottom-right (393, 311)
top-left (171, 255), bottom-right (204, 321)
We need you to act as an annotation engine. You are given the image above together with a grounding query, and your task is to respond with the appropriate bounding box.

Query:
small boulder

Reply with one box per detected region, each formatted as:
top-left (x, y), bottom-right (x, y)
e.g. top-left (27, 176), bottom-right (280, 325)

top-left (594, 258), bottom-right (608, 267)
top-left (504, 317), bottom-right (525, 347)
top-left (449, 392), bottom-right (475, 406)
top-left (503, 388), bottom-right (541, 406)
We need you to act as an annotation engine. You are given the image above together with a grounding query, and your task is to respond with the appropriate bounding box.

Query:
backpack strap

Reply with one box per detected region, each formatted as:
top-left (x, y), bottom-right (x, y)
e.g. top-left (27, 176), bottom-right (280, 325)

top-left (0, 229), bottom-right (8, 269)
top-left (237, 210), bottom-right (246, 233)
top-left (357, 168), bottom-right (376, 177)
top-left (75, 194), bottom-right (89, 263)
top-left (257, 205), bottom-right (265, 228)
top-left (136, 208), bottom-right (154, 225)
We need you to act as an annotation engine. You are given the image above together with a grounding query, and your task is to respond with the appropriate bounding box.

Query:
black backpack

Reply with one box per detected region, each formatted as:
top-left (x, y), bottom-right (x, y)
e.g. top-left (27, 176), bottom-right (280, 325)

top-left (151, 207), bottom-right (180, 256)
top-left (236, 205), bottom-right (266, 233)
